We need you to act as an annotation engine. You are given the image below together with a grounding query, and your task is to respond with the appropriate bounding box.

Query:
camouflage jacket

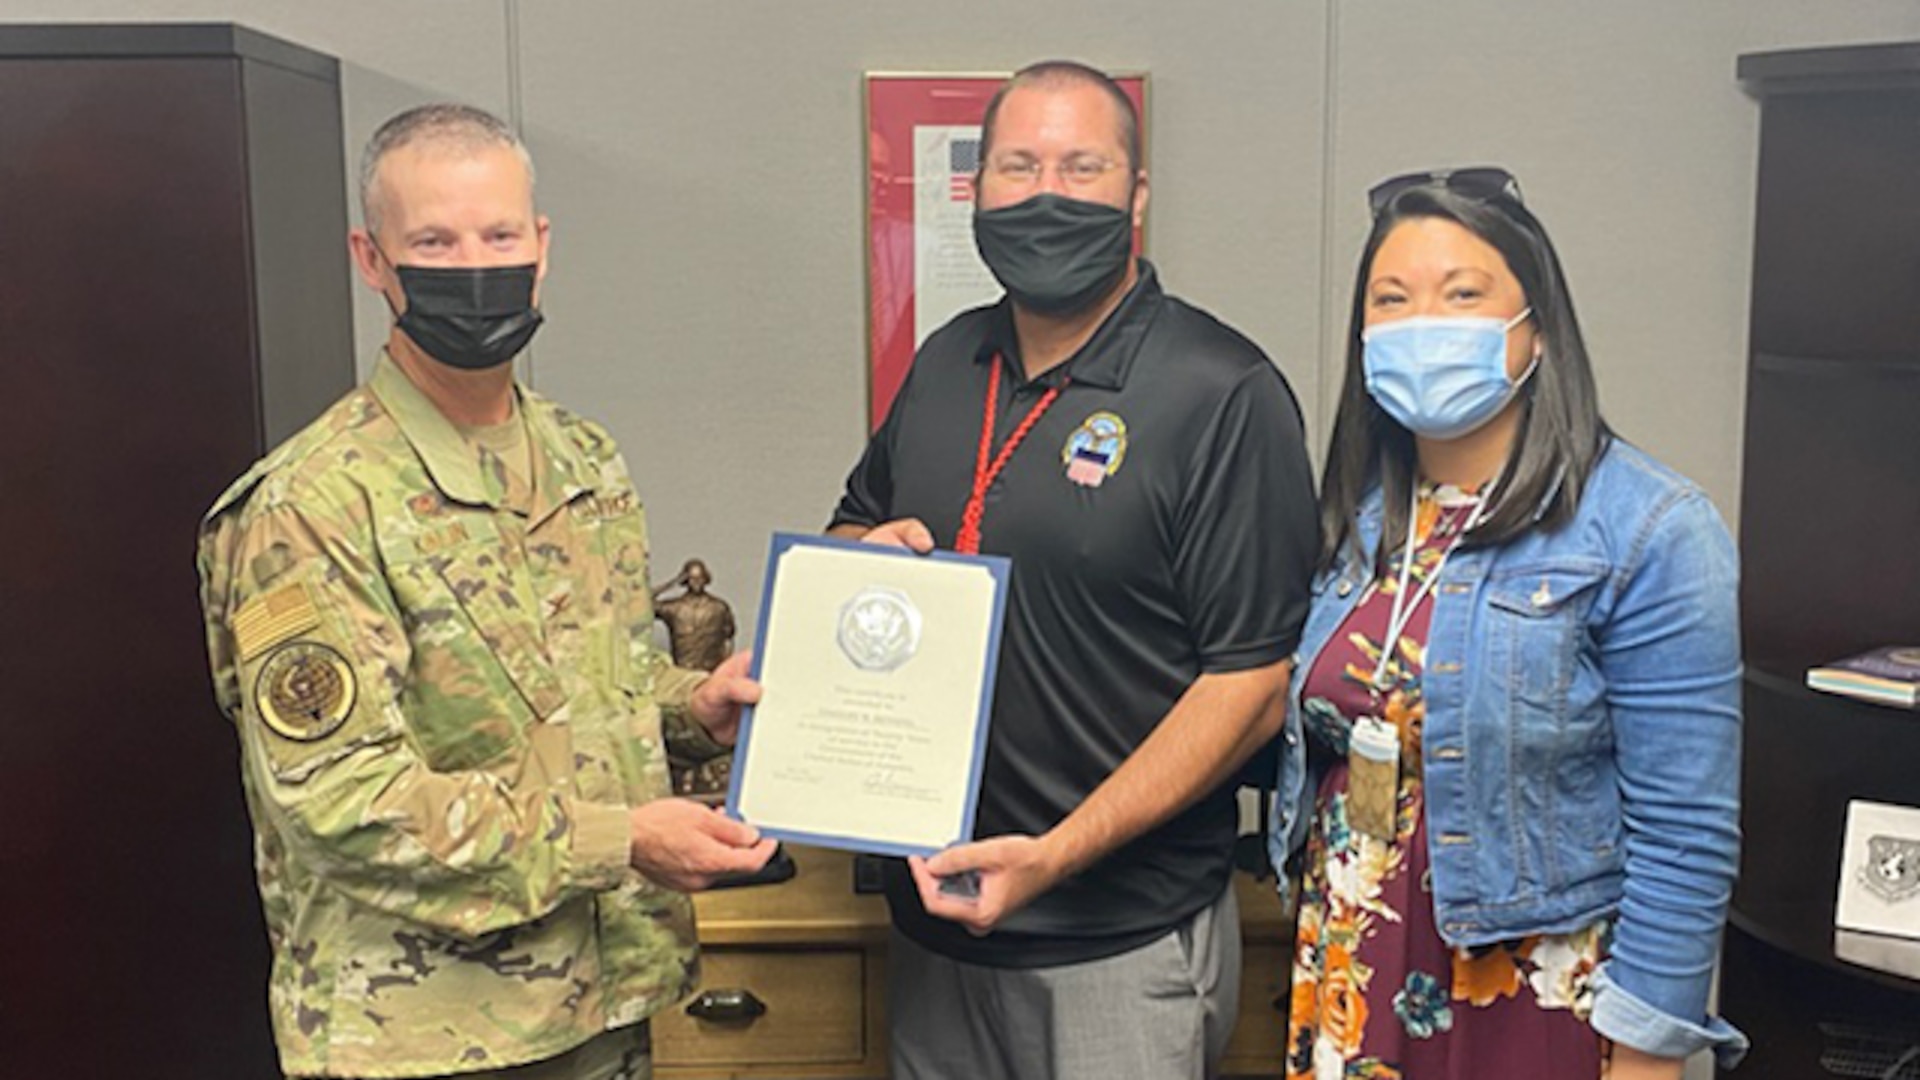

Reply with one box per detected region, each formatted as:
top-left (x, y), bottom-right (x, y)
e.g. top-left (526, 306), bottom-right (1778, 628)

top-left (197, 354), bottom-right (728, 1078)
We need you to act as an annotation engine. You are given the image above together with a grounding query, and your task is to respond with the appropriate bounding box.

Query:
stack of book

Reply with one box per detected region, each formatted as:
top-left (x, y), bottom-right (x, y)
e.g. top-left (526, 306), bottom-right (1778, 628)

top-left (1806, 646), bottom-right (1920, 709)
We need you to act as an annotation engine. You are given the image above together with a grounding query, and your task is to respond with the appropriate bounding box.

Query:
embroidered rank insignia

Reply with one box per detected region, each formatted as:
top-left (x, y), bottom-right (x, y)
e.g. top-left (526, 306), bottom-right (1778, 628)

top-left (407, 491), bottom-right (444, 518)
top-left (1062, 411), bottom-right (1128, 488)
top-left (233, 584), bottom-right (320, 662)
top-left (254, 641), bottom-right (357, 742)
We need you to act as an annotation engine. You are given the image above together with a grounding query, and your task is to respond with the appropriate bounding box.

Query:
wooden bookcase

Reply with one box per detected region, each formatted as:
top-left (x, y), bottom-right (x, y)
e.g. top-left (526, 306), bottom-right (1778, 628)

top-left (1719, 42), bottom-right (1920, 1079)
top-left (0, 23), bottom-right (354, 1079)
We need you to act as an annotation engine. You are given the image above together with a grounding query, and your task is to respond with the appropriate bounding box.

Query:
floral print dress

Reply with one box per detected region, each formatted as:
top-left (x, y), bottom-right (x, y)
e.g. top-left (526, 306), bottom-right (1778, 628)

top-left (1286, 485), bottom-right (1611, 1080)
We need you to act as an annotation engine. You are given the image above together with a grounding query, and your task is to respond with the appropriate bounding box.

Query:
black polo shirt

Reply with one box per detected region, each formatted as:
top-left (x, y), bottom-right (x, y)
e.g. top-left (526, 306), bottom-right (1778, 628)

top-left (831, 261), bottom-right (1317, 967)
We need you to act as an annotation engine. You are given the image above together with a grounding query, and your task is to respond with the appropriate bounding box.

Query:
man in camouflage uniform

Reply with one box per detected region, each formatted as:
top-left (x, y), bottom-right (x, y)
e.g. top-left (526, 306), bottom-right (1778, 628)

top-left (197, 104), bottom-right (775, 1080)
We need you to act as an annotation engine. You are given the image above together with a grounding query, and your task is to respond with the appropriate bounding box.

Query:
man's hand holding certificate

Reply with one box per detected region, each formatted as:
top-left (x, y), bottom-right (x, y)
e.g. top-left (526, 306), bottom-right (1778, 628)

top-left (726, 532), bottom-right (1009, 857)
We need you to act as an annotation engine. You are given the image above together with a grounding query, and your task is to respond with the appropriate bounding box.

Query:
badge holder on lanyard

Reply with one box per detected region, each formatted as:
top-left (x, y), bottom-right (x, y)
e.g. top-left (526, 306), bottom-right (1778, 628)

top-left (955, 357), bottom-right (1065, 555)
top-left (1347, 481), bottom-right (1486, 844)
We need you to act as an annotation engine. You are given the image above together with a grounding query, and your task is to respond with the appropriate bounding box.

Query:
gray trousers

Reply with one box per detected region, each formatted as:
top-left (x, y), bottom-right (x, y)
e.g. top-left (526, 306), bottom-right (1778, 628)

top-left (889, 887), bottom-right (1241, 1080)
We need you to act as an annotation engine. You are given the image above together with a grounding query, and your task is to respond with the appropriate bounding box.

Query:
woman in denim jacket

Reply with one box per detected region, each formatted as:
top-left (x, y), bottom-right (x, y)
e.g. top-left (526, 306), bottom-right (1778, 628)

top-left (1272, 169), bottom-right (1745, 1080)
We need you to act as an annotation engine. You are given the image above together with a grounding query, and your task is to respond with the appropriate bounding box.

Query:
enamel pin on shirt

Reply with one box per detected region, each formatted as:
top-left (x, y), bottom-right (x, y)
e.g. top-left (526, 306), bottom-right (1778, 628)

top-left (1063, 411), bottom-right (1128, 488)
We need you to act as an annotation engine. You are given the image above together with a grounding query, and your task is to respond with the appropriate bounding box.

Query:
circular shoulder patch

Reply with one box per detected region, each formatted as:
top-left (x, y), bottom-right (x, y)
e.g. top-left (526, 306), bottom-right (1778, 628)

top-left (253, 641), bottom-right (357, 742)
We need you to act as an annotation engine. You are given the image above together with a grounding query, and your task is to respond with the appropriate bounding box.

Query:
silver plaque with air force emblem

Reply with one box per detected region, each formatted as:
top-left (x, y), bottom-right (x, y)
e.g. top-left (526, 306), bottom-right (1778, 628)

top-left (837, 587), bottom-right (922, 672)
top-left (1834, 800), bottom-right (1920, 979)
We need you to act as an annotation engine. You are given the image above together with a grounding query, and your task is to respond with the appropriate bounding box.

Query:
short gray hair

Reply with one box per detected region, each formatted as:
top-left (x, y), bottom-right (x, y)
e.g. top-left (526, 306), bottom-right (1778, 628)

top-left (359, 103), bottom-right (536, 238)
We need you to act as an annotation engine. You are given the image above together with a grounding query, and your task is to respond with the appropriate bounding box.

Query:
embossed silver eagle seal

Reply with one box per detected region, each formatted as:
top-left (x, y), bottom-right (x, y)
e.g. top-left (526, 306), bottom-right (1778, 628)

top-left (836, 587), bottom-right (921, 672)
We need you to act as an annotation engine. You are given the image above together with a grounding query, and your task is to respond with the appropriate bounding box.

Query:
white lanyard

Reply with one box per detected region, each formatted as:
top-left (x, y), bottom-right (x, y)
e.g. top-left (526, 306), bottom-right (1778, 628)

top-left (1369, 481), bottom-right (1487, 692)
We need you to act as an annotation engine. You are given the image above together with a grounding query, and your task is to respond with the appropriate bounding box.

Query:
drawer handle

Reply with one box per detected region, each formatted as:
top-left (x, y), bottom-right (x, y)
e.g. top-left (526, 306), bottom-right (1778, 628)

top-left (686, 988), bottom-right (768, 1023)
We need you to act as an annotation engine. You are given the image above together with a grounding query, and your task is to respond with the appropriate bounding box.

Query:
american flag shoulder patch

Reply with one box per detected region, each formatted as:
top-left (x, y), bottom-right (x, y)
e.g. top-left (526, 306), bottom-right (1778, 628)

top-left (234, 583), bottom-right (321, 662)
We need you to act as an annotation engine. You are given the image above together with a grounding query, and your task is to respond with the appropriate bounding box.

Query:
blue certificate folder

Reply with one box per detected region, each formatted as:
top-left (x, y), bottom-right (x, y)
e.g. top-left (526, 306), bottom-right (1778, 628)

top-left (725, 532), bottom-right (1010, 858)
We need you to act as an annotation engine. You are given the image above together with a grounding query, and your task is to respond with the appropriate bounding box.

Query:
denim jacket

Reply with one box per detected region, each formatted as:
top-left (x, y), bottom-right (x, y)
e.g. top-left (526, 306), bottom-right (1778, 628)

top-left (1269, 439), bottom-right (1747, 1065)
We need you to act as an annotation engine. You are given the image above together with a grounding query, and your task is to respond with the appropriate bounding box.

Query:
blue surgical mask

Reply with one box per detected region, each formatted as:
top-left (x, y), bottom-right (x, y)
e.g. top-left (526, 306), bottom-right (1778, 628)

top-left (1361, 309), bottom-right (1536, 439)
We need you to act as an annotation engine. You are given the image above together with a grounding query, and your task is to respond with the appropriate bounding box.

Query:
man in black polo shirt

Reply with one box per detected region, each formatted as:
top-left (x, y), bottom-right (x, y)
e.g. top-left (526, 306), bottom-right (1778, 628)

top-left (829, 60), bottom-right (1317, 1079)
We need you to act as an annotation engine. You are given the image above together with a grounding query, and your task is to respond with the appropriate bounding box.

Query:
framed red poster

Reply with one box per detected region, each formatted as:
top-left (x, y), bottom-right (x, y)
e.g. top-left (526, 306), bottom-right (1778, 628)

top-left (863, 71), bottom-right (1148, 431)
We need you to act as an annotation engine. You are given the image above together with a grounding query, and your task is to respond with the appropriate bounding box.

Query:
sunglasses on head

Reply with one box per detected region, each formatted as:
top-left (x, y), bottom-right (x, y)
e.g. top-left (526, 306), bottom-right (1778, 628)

top-left (1367, 166), bottom-right (1524, 217)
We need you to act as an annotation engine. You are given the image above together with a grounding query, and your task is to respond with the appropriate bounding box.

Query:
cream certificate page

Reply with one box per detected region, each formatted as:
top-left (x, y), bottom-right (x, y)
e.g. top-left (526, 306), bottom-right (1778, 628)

top-left (729, 534), bottom-right (1008, 856)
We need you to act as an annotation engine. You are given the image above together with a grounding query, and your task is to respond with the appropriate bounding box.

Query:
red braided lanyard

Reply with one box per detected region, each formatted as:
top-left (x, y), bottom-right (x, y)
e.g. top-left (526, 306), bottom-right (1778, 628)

top-left (955, 356), bottom-right (1064, 554)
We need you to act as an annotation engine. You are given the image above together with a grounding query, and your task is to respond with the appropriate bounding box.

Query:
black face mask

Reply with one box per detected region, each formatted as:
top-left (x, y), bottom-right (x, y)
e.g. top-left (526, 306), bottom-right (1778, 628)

top-left (973, 192), bottom-right (1133, 316)
top-left (385, 262), bottom-right (544, 371)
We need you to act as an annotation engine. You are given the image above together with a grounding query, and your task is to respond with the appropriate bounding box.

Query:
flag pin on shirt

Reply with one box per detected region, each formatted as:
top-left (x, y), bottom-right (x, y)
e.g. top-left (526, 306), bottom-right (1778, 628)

top-left (1062, 411), bottom-right (1128, 489)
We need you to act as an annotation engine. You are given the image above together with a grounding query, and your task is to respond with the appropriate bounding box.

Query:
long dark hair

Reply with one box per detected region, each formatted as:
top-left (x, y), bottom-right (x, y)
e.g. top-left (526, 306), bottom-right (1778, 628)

top-left (1318, 183), bottom-right (1613, 572)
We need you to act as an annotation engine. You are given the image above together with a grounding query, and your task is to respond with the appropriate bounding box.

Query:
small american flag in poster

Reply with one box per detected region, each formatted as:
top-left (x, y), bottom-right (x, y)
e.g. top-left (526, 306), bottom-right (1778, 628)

top-left (949, 137), bottom-right (979, 201)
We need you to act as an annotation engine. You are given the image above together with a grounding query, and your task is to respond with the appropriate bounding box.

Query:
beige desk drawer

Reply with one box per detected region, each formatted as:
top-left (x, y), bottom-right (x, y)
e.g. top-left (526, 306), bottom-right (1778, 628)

top-left (654, 948), bottom-right (868, 1069)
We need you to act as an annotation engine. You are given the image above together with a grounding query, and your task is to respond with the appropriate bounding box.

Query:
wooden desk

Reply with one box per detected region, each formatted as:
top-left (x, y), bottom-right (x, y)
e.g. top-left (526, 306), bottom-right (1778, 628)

top-left (654, 846), bottom-right (1293, 1079)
